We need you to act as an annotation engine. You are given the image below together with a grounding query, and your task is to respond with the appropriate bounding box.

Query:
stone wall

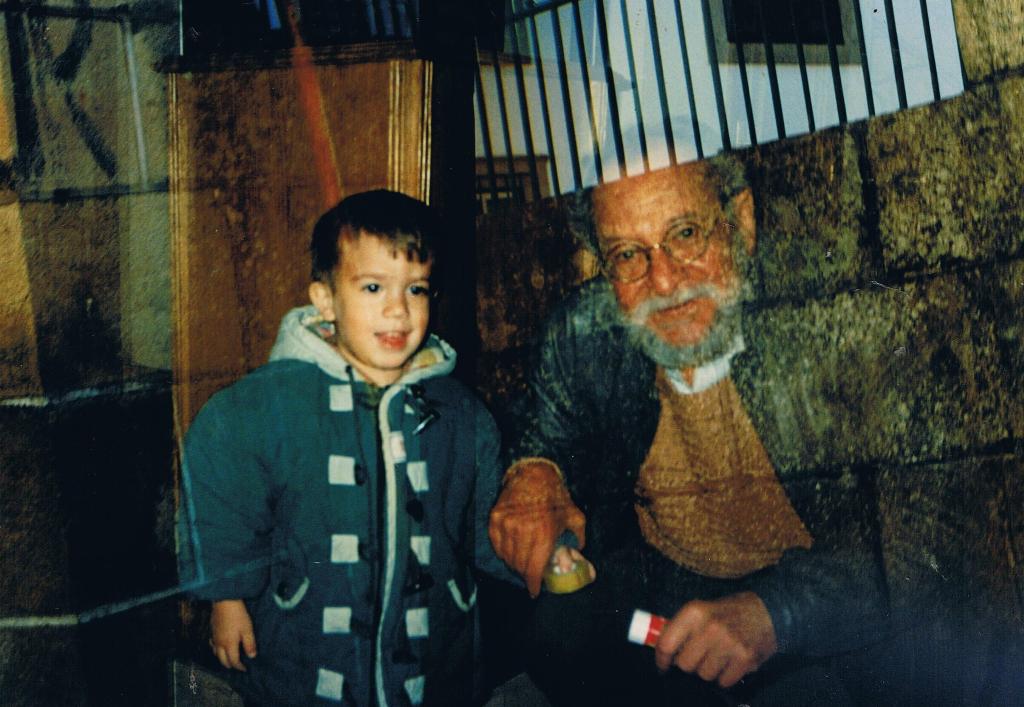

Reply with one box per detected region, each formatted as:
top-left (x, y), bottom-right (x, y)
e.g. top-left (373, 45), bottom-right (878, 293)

top-left (475, 2), bottom-right (1024, 701)
top-left (0, 4), bottom-right (179, 705)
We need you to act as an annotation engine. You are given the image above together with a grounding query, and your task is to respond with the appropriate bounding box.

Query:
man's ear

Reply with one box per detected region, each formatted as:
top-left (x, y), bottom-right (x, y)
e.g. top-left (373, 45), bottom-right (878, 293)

top-left (308, 281), bottom-right (336, 321)
top-left (730, 188), bottom-right (756, 255)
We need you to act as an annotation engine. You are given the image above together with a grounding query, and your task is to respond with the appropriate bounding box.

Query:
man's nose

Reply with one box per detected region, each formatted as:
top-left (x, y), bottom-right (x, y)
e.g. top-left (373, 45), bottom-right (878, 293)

top-left (647, 246), bottom-right (685, 296)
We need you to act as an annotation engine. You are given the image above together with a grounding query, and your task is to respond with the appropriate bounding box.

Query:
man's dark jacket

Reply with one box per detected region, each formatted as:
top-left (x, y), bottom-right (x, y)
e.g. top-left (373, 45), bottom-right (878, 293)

top-left (510, 278), bottom-right (889, 656)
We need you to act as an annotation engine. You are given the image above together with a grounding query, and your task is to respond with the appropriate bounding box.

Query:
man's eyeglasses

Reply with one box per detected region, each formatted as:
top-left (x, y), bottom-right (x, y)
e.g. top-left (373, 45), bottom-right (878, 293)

top-left (600, 220), bottom-right (729, 283)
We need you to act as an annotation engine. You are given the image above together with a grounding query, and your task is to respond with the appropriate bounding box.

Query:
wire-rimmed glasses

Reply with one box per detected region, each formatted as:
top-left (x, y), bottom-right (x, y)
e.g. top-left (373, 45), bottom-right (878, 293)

top-left (600, 220), bottom-right (728, 283)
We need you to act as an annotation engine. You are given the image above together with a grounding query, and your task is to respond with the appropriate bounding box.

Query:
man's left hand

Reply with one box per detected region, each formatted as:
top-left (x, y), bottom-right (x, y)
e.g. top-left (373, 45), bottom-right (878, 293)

top-left (654, 591), bottom-right (777, 688)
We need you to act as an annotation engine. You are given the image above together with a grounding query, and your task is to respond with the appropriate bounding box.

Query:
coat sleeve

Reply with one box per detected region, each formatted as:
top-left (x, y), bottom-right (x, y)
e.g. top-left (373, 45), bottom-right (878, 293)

top-left (748, 478), bottom-right (891, 656)
top-left (177, 392), bottom-right (275, 601)
top-left (470, 397), bottom-right (523, 585)
top-left (507, 301), bottom-right (588, 474)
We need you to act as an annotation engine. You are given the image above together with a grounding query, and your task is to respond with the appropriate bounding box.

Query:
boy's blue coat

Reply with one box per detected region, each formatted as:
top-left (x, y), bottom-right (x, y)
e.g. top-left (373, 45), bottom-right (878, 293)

top-left (178, 306), bottom-right (514, 706)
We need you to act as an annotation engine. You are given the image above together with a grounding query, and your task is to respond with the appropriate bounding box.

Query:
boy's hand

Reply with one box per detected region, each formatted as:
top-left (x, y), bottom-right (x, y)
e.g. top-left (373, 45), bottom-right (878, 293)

top-left (210, 600), bottom-right (257, 671)
top-left (488, 459), bottom-right (586, 597)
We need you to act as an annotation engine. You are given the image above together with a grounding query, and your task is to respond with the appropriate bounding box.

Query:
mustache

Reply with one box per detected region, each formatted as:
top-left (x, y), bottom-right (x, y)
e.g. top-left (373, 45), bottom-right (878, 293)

top-left (627, 282), bottom-right (739, 326)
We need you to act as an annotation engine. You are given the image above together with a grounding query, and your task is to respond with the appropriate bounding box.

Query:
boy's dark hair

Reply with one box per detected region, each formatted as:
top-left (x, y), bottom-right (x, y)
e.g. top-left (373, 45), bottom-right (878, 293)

top-left (310, 190), bottom-right (442, 284)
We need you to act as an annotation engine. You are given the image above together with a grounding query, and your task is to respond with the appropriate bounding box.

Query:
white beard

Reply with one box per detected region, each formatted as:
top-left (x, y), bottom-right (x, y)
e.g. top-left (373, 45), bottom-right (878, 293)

top-left (618, 282), bottom-right (744, 369)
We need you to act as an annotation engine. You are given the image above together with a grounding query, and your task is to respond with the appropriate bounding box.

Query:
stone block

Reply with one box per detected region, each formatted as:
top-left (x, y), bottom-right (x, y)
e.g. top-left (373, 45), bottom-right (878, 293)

top-left (876, 458), bottom-right (1019, 622)
top-left (861, 456), bottom-right (1023, 707)
top-left (743, 270), bottom-right (1011, 474)
top-left (867, 83), bottom-right (1024, 273)
top-left (0, 388), bottom-right (177, 706)
top-left (20, 198), bottom-right (124, 393)
top-left (746, 129), bottom-right (873, 300)
top-left (952, 0), bottom-right (1024, 84)
top-left (0, 408), bottom-right (73, 616)
top-left (1008, 458), bottom-right (1024, 611)
top-left (968, 257), bottom-right (1024, 439)
top-left (0, 628), bottom-right (89, 707)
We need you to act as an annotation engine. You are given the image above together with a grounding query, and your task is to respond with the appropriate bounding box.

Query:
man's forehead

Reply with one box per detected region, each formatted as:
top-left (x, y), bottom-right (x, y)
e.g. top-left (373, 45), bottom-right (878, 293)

top-left (593, 164), bottom-right (719, 235)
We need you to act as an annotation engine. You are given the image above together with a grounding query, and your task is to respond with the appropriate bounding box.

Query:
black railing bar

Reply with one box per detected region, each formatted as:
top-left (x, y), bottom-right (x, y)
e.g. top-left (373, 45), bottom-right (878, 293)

top-left (882, 0), bottom-right (908, 109)
top-left (595, 0), bottom-right (626, 175)
top-left (386, 0), bottom-right (403, 39)
top-left (733, 37), bottom-right (757, 145)
top-left (852, 0), bottom-right (876, 117)
top-left (399, 0), bottom-right (416, 37)
top-left (644, 0), bottom-right (676, 165)
top-left (490, 48), bottom-right (521, 203)
top-left (700, 0), bottom-right (731, 151)
top-left (672, 0), bottom-right (703, 160)
top-left (819, 0), bottom-right (847, 124)
top-left (369, 0), bottom-right (386, 39)
top-left (508, 0), bottom-right (584, 23)
top-left (918, 0), bottom-right (941, 101)
top-left (527, 12), bottom-right (562, 195)
top-left (550, 8), bottom-right (584, 191)
top-left (508, 19), bottom-right (543, 201)
top-left (788, 0), bottom-right (815, 132)
top-left (473, 57), bottom-right (500, 204)
top-left (570, 0), bottom-right (605, 183)
top-left (620, 0), bottom-right (649, 173)
top-left (758, 0), bottom-right (785, 139)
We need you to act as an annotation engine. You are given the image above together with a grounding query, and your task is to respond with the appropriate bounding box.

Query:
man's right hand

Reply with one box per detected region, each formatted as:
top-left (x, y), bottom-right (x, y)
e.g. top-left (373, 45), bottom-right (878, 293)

top-left (488, 459), bottom-right (587, 597)
top-left (210, 599), bottom-right (257, 671)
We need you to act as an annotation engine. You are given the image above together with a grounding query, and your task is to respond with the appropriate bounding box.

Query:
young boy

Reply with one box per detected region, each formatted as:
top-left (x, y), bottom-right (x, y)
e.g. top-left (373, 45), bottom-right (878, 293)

top-left (178, 190), bottom-right (518, 706)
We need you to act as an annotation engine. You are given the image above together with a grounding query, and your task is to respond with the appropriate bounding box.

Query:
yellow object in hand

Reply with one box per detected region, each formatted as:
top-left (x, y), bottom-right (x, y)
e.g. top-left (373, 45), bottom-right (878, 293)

top-left (542, 548), bottom-right (596, 594)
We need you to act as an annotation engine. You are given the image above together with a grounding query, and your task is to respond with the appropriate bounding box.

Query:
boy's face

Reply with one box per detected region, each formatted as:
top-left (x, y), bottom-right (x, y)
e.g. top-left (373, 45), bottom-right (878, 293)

top-left (309, 232), bottom-right (431, 386)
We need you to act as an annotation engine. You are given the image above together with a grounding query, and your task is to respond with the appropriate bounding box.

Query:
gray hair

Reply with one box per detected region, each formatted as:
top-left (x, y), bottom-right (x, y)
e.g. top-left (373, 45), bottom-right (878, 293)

top-left (564, 152), bottom-right (751, 255)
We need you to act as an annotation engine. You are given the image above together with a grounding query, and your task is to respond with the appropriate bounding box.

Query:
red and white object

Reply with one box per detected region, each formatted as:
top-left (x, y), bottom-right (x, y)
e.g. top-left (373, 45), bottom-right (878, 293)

top-left (627, 609), bottom-right (666, 647)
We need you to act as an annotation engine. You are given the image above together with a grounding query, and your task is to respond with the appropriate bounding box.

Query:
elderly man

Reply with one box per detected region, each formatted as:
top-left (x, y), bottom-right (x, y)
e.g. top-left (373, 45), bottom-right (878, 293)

top-left (489, 156), bottom-right (887, 705)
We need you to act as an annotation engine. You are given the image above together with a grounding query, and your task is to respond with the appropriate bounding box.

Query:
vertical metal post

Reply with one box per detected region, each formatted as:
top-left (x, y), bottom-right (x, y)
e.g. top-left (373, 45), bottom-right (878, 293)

top-left (672, 0), bottom-right (703, 159)
top-left (882, 0), bottom-right (908, 109)
top-left (594, 0), bottom-right (626, 175)
top-left (571, 1), bottom-right (605, 183)
top-left (788, 0), bottom-right (815, 132)
top-left (731, 29), bottom-right (758, 144)
top-left (490, 49), bottom-right (520, 202)
top-left (474, 58), bottom-right (500, 205)
top-left (644, 0), bottom-right (676, 166)
top-left (852, 0), bottom-right (876, 117)
top-left (620, 0), bottom-right (650, 173)
top-left (508, 19), bottom-right (542, 200)
top-left (527, 12), bottom-right (562, 195)
top-left (389, 0), bottom-right (404, 37)
top-left (757, 0), bottom-right (785, 139)
top-left (551, 8), bottom-right (583, 191)
top-left (918, 0), bottom-right (941, 101)
top-left (700, 0), bottom-right (731, 151)
top-left (819, 0), bottom-right (847, 124)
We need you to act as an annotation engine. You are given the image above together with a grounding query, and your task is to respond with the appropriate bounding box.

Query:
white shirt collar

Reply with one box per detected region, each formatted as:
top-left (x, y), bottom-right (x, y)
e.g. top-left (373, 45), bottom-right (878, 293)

top-left (664, 334), bottom-right (746, 395)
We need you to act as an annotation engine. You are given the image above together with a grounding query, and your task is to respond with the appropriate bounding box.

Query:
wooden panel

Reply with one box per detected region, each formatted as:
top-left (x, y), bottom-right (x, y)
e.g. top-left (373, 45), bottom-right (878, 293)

top-left (170, 54), bottom-right (437, 430)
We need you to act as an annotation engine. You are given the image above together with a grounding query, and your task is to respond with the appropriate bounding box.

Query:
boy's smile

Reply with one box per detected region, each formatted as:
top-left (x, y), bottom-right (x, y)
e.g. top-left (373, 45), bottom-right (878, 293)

top-left (309, 232), bottom-right (432, 386)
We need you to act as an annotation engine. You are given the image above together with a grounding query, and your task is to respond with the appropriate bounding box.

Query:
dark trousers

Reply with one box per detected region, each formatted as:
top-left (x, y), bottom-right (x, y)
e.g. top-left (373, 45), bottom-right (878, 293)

top-left (525, 543), bottom-right (852, 707)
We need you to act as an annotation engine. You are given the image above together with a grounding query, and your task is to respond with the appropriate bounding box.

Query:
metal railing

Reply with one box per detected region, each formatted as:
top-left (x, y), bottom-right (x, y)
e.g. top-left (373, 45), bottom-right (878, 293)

top-left (474, 0), bottom-right (966, 209)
